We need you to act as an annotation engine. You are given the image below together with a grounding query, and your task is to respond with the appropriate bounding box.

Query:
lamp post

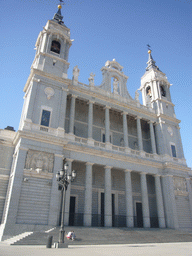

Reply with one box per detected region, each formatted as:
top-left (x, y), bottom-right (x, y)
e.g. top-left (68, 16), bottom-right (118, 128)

top-left (56, 158), bottom-right (76, 248)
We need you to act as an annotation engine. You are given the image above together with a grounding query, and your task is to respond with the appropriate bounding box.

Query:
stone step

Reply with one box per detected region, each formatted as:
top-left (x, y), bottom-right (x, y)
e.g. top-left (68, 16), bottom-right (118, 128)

top-left (10, 227), bottom-right (192, 246)
top-left (2, 232), bottom-right (33, 245)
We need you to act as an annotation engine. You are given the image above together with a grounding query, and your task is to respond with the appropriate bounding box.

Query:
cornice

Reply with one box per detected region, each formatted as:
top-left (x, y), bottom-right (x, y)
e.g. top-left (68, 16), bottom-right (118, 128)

top-left (13, 130), bottom-right (68, 148)
top-left (64, 143), bottom-right (163, 169)
top-left (24, 68), bottom-right (71, 92)
top-left (157, 113), bottom-right (180, 124)
top-left (40, 52), bottom-right (70, 65)
top-left (163, 161), bottom-right (191, 172)
top-left (152, 97), bottom-right (175, 107)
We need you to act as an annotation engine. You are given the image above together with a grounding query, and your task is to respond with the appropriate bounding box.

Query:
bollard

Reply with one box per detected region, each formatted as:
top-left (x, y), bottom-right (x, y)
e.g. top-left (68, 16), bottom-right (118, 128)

top-left (46, 235), bottom-right (53, 248)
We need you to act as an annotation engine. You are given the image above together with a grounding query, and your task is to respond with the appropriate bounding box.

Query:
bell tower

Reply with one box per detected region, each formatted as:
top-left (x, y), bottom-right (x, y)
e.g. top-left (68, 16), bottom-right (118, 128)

top-left (140, 50), bottom-right (185, 163)
top-left (31, 4), bottom-right (72, 79)
top-left (140, 50), bottom-right (175, 118)
top-left (19, 4), bottom-right (72, 135)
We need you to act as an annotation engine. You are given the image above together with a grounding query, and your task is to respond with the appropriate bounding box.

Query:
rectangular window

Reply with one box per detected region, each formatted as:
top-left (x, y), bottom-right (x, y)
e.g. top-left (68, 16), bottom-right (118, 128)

top-left (171, 144), bottom-right (177, 158)
top-left (41, 110), bottom-right (51, 127)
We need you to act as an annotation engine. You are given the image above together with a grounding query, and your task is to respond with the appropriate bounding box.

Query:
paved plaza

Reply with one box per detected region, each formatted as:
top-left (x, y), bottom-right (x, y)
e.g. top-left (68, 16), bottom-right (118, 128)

top-left (0, 242), bottom-right (192, 256)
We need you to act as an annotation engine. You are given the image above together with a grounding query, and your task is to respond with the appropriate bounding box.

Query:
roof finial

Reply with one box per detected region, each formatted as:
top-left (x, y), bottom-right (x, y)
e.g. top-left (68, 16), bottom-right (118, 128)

top-left (146, 45), bottom-right (160, 71)
top-left (53, 0), bottom-right (65, 24)
top-left (147, 44), bottom-right (151, 54)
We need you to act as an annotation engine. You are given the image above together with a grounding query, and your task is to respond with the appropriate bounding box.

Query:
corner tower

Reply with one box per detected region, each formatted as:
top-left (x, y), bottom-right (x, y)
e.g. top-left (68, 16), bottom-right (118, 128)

top-left (140, 50), bottom-right (175, 118)
top-left (140, 50), bottom-right (185, 162)
top-left (19, 5), bottom-right (72, 134)
top-left (31, 4), bottom-right (72, 79)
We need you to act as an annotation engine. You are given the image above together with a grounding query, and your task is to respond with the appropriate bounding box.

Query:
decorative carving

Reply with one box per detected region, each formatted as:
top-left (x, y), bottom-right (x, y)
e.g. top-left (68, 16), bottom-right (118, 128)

top-left (173, 177), bottom-right (187, 194)
top-left (88, 72), bottom-right (95, 87)
top-left (72, 65), bottom-right (80, 85)
top-left (25, 150), bottom-right (54, 173)
top-left (44, 87), bottom-right (55, 100)
top-left (167, 126), bottom-right (173, 136)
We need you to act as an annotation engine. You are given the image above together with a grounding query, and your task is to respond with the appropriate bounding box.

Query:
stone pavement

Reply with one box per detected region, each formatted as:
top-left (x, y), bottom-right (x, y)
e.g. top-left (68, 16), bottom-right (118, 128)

top-left (0, 242), bottom-right (192, 256)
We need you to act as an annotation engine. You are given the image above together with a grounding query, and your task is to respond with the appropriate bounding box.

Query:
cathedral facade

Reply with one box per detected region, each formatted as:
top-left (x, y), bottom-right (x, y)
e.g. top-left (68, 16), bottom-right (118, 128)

top-left (0, 6), bottom-right (192, 240)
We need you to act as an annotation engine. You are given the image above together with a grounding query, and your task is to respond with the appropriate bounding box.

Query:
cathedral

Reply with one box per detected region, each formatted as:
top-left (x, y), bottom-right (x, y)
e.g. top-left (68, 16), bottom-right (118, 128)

top-left (0, 5), bottom-right (192, 241)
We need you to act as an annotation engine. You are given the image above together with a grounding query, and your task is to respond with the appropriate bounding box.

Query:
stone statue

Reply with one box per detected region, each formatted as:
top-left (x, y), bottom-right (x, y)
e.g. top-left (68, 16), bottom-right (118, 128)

top-left (72, 65), bottom-right (80, 86)
top-left (135, 90), bottom-right (139, 102)
top-left (88, 72), bottom-right (95, 87)
top-left (113, 78), bottom-right (119, 94)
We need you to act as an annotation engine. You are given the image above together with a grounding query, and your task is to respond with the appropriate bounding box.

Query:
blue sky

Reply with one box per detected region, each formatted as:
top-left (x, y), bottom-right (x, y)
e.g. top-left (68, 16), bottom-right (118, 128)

top-left (1, 0), bottom-right (192, 167)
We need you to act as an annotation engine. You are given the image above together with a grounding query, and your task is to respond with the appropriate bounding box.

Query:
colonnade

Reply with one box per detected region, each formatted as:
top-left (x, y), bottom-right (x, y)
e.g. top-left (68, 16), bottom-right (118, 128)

top-left (63, 159), bottom-right (167, 229)
top-left (60, 94), bottom-right (157, 154)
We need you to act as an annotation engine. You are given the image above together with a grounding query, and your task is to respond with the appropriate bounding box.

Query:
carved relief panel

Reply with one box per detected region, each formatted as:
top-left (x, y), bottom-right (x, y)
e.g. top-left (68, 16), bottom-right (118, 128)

top-left (173, 177), bottom-right (188, 196)
top-left (25, 150), bottom-right (54, 173)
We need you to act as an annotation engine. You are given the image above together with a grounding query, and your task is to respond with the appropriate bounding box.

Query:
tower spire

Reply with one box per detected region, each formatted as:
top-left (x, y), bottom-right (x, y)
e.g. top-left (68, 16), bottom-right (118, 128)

top-left (146, 48), bottom-right (160, 71)
top-left (53, 1), bottom-right (64, 24)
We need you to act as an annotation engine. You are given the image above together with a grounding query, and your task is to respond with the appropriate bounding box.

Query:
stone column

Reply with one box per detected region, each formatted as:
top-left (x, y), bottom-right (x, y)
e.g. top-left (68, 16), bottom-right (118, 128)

top-left (149, 121), bottom-right (157, 154)
top-left (140, 172), bottom-right (150, 228)
top-left (104, 166), bottom-right (112, 227)
top-left (136, 117), bottom-right (143, 151)
top-left (105, 106), bottom-right (110, 145)
top-left (84, 163), bottom-right (93, 226)
top-left (186, 178), bottom-right (192, 216)
top-left (69, 95), bottom-right (76, 134)
top-left (64, 159), bottom-right (73, 225)
top-left (87, 101), bottom-right (94, 145)
top-left (125, 170), bottom-right (134, 227)
top-left (57, 88), bottom-right (68, 137)
top-left (48, 154), bottom-right (64, 226)
top-left (123, 112), bottom-right (129, 148)
top-left (154, 175), bottom-right (166, 228)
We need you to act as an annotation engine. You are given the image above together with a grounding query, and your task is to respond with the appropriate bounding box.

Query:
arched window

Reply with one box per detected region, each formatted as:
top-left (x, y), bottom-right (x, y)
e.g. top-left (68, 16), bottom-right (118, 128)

top-left (160, 85), bottom-right (166, 97)
top-left (146, 86), bottom-right (152, 98)
top-left (50, 40), bottom-right (61, 54)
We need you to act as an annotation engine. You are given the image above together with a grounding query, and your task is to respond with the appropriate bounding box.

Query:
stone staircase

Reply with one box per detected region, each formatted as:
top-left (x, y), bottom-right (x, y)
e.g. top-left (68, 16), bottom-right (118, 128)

top-left (3, 227), bottom-right (192, 246)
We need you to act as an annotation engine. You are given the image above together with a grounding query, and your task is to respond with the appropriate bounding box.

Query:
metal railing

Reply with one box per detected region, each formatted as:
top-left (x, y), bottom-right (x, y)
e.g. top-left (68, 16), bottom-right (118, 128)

top-left (68, 214), bottom-right (159, 228)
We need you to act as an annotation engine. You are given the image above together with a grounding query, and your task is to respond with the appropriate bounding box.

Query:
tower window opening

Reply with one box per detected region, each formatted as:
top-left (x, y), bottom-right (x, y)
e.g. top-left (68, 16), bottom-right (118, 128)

top-left (146, 86), bottom-right (152, 98)
top-left (51, 40), bottom-right (61, 54)
top-left (160, 85), bottom-right (166, 97)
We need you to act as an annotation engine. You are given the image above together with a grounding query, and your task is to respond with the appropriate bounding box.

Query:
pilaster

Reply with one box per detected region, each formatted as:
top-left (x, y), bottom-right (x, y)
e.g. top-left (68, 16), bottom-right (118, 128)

top-left (57, 88), bottom-right (68, 137)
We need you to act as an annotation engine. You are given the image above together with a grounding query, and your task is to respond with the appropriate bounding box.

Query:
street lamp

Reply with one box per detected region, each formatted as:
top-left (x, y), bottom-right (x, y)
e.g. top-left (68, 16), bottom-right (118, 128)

top-left (56, 158), bottom-right (76, 248)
